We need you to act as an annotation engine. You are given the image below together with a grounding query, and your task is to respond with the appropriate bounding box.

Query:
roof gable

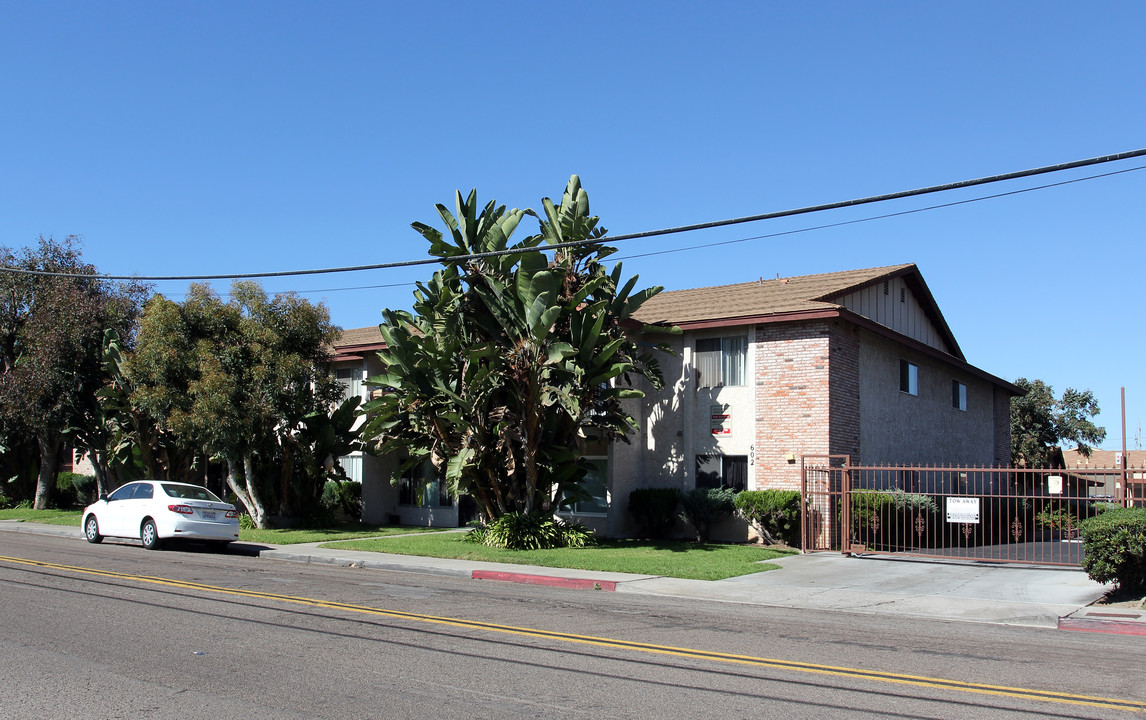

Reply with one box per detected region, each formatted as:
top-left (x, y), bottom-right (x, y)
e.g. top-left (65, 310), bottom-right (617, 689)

top-left (631, 263), bottom-right (963, 359)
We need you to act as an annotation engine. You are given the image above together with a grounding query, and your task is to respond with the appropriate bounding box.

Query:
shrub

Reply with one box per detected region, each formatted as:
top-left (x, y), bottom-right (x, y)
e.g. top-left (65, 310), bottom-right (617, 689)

top-left (1035, 506), bottom-right (1078, 532)
top-left (55, 472), bottom-right (97, 508)
top-left (1090, 501), bottom-right (1122, 515)
top-left (892, 492), bottom-right (938, 515)
top-left (734, 490), bottom-right (800, 546)
top-left (321, 480), bottom-right (362, 520)
top-left (464, 512), bottom-right (597, 550)
top-left (849, 490), bottom-right (895, 544)
top-left (1078, 507), bottom-right (1146, 592)
top-left (628, 487), bottom-right (681, 539)
top-left (847, 490), bottom-right (940, 550)
top-left (679, 488), bottom-right (736, 543)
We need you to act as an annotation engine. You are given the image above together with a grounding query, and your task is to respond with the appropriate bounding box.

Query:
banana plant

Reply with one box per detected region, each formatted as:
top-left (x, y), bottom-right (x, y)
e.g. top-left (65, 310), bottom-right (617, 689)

top-left (362, 176), bottom-right (678, 521)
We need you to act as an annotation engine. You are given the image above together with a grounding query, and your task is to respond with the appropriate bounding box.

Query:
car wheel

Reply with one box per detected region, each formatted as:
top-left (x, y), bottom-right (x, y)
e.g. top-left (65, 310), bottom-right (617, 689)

top-left (84, 515), bottom-right (102, 544)
top-left (140, 518), bottom-right (162, 550)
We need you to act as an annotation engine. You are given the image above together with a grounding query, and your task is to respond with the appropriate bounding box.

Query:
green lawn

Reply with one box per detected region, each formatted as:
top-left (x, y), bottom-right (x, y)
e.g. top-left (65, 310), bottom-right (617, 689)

top-left (240, 524), bottom-right (452, 545)
top-left (325, 533), bottom-right (796, 581)
top-left (1, 507), bottom-right (796, 579)
top-left (0, 509), bottom-right (82, 525)
top-left (0, 508), bottom-right (451, 545)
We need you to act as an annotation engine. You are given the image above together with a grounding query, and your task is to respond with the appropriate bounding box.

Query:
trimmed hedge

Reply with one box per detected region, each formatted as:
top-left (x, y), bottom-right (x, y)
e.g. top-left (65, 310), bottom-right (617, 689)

top-left (55, 472), bottom-right (97, 508)
top-left (1078, 507), bottom-right (1146, 592)
top-left (734, 489), bottom-right (800, 546)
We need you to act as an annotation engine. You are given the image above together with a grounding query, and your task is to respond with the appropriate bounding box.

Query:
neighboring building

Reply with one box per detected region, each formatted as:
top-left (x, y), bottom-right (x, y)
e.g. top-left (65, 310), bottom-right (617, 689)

top-left (330, 326), bottom-right (476, 527)
top-left (334, 263), bottom-right (1022, 537)
top-left (1061, 448), bottom-right (1146, 502)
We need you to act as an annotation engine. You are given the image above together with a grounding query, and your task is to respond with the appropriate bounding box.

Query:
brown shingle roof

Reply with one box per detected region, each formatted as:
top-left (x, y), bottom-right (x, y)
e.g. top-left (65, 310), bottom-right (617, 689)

top-left (632, 263), bottom-right (916, 326)
top-left (1062, 448), bottom-right (1146, 469)
top-left (333, 325), bottom-right (384, 349)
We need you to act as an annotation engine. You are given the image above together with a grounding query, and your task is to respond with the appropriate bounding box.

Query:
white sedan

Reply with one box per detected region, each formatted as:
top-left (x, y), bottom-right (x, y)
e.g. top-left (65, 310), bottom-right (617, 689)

top-left (82, 481), bottom-right (240, 550)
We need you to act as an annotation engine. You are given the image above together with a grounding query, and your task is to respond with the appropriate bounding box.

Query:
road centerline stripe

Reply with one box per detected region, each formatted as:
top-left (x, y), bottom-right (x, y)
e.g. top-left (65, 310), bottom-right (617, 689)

top-left (2, 554), bottom-right (1141, 714)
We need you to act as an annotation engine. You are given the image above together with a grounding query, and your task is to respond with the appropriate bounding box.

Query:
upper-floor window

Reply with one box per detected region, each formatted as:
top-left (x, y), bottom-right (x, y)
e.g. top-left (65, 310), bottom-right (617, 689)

top-left (899, 359), bottom-right (918, 396)
top-left (336, 368), bottom-right (362, 403)
top-left (696, 336), bottom-right (747, 388)
top-left (952, 380), bottom-right (967, 411)
top-left (337, 454), bottom-right (363, 483)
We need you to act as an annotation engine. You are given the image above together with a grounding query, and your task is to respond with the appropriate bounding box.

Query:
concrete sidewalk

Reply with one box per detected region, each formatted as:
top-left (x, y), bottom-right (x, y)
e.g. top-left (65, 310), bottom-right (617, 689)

top-left (3, 520), bottom-right (1141, 633)
top-left (260, 539), bottom-right (1120, 629)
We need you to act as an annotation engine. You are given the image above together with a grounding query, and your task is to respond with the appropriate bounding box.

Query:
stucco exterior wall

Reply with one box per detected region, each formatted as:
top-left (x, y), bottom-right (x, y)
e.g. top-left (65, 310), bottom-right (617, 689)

top-left (856, 330), bottom-right (997, 466)
top-left (609, 327), bottom-right (757, 538)
top-left (607, 332), bottom-right (687, 536)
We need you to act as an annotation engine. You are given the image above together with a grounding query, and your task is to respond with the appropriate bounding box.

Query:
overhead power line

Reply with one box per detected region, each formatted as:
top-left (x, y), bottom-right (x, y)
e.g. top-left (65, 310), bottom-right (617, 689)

top-left (4, 147), bottom-right (1146, 281)
top-left (614, 163), bottom-right (1146, 262)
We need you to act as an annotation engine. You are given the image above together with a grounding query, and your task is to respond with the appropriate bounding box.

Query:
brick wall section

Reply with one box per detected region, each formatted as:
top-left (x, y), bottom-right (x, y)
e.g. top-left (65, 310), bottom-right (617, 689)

top-left (754, 321), bottom-right (834, 491)
top-left (993, 386), bottom-right (1012, 465)
top-left (828, 323), bottom-right (861, 460)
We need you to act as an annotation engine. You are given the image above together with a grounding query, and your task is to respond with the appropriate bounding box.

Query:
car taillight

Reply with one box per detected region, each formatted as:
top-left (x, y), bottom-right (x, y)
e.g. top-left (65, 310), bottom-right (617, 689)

top-left (168, 504), bottom-right (193, 515)
top-left (225, 509), bottom-right (238, 519)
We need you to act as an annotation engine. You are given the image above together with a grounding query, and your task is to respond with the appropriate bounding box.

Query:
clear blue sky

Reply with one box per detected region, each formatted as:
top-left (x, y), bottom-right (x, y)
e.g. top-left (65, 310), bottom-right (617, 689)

top-left (2, 2), bottom-right (1143, 446)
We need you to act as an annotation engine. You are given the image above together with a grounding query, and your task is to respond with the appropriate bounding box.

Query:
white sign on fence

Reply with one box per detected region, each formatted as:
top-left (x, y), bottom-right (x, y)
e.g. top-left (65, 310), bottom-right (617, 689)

top-left (946, 497), bottom-right (980, 524)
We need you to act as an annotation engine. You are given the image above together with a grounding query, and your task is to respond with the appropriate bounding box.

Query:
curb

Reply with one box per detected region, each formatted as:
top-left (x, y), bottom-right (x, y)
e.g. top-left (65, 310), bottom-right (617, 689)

top-left (256, 548), bottom-right (473, 579)
top-left (1058, 610), bottom-right (1146, 636)
top-left (472, 570), bottom-right (617, 591)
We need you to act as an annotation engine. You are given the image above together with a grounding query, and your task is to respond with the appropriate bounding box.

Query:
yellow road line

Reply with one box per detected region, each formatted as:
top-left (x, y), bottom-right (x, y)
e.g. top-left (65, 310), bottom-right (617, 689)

top-left (3, 554), bottom-right (1142, 713)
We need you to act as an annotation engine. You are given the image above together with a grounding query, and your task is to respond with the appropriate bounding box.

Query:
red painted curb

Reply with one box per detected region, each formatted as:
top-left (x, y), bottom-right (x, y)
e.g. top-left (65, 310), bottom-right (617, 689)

top-left (1058, 615), bottom-right (1146, 636)
top-left (472, 570), bottom-right (617, 591)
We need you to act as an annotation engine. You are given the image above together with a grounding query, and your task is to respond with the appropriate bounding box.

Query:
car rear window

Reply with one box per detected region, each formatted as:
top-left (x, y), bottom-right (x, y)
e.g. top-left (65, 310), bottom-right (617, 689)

top-left (161, 484), bottom-right (221, 502)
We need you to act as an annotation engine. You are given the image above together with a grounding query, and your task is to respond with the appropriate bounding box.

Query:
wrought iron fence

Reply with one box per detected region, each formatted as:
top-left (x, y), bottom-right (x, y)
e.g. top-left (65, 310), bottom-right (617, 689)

top-left (801, 456), bottom-right (1145, 566)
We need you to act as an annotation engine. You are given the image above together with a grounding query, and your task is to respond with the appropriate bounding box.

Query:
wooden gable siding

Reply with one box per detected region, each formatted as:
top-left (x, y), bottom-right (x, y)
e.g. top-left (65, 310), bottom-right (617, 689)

top-left (835, 276), bottom-right (950, 353)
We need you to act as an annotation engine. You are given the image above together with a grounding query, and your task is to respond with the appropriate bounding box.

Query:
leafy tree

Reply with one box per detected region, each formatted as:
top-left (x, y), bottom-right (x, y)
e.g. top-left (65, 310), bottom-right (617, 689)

top-left (126, 282), bottom-right (345, 527)
top-left (1010, 377), bottom-right (1106, 467)
top-left (0, 237), bottom-right (147, 508)
top-left (68, 329), bottom-right (136, 497)
top-left (362, 176), bottom-right (676, 522)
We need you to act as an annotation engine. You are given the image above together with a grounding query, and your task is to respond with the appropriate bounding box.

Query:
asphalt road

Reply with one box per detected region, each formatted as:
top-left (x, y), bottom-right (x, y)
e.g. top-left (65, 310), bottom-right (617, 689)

top-left (1, 533), bottom-right (1142, 719)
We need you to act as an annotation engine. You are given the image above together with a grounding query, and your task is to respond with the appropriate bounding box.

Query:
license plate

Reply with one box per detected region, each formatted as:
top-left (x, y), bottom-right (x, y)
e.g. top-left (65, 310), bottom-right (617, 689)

top-left (200, 510), bottom-right (216, 520)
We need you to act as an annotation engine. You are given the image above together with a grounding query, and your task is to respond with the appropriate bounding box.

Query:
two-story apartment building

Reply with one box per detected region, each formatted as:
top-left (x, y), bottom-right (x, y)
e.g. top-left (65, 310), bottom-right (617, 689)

top-left (333, 263), bottom-right (1021, 536)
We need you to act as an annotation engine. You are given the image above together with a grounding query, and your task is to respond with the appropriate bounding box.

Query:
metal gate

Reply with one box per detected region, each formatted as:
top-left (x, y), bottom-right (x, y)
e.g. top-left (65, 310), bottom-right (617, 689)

top-left (801, 455), bottom-right (1144, 566)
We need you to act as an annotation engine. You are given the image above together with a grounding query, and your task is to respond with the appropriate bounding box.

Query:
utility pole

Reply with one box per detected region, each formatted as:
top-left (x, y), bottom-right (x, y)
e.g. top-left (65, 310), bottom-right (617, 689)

top-left (1121, 387), bottom-right (1128, 506)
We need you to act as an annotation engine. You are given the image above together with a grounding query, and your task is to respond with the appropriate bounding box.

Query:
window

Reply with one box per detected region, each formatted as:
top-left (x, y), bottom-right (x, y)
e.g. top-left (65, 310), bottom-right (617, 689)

top-left (338, 454), bottom-right (363, 483)
top-left (399, 459), bottom-right (451, 507)
top-left (952, 380), bottom-right (967, 411)
top-left (565, 458), bottom-right (608, 514)
top-left (336, 368), bottom-right (362, 403)
top-left (696, 336), bottom-right (747, 388)
top-left (696, 454), bottom-right (748, 491)
top-left (899, 359), bottom-right (918, 396)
